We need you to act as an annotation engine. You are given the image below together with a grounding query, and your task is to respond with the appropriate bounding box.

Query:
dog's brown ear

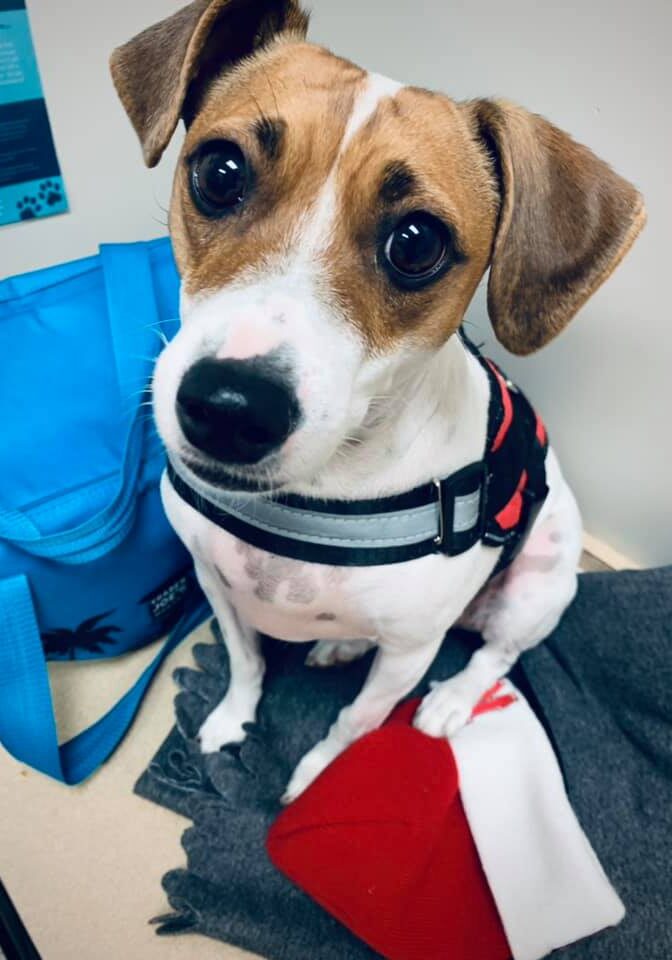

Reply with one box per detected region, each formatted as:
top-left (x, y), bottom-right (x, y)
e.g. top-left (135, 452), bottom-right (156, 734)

top-left (110, 0), bottom-right (309, 168)
top-left (467, 99), bottom-right (646, 355)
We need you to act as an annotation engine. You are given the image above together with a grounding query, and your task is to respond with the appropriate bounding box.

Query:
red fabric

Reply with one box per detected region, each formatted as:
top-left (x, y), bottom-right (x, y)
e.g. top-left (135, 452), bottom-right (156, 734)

top-left (267, 699), bottom-right (511, 960)
top-left (487, 360), bottom-right (514, 453)
top-left (535, 413), bottom-right (547, 447)
top-left (471, 680), bottom-right (518, 718)
top-left (495, 469), bottom-right (528, 531)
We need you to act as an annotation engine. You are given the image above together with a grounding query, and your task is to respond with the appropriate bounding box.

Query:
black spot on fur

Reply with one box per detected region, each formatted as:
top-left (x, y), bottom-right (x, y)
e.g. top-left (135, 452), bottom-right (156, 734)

top-left (379, 161), bottom-right (417, 204)
top-left (254, 116), bottom-right (285, 160)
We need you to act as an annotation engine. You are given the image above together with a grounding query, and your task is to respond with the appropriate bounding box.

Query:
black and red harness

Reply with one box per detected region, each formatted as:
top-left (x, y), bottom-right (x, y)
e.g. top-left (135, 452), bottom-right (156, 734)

top-left (167, 333), bottom-right (549, 575)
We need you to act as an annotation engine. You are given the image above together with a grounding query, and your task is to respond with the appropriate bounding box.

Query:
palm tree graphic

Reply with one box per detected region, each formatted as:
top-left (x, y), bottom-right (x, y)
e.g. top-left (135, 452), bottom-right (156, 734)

top-left (41, 612), bottom-right (122, 660)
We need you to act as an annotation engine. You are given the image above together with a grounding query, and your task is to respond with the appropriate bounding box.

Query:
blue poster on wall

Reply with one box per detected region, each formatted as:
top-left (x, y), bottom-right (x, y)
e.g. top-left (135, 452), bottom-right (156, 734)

top-left (0, 0), bottom-right (68, 227)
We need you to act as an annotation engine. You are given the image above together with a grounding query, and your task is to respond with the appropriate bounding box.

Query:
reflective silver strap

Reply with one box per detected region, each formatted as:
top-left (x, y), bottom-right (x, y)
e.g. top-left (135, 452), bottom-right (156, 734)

top-left (205, 490), bottom-right (441, 548)
top-left (168, 460), bottom-right (485, 552)
top-left (454, 488), bottom-right (483, 533)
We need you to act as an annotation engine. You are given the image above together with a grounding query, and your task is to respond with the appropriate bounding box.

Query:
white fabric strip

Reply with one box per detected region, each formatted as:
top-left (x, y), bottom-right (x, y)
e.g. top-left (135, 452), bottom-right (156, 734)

top-left (451, 680), bottom-right (625, 960)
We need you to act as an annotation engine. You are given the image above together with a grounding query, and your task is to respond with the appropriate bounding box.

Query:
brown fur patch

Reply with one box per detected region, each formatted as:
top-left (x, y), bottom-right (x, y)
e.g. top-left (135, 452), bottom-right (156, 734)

top-left (110, 0), bottom-right (310, 167)
top-left (326, 87), bottom-right (498, 352)
top-left (171, 43), bottom-right (365, 293)
top-left (170, 61), bottom-right (498, 354)
top-left (466, 98), bottom-right (646, 354)
top-left (114, 6), bottom-right (645, 357)
top-left (166, 43), bottom-right (644, 357)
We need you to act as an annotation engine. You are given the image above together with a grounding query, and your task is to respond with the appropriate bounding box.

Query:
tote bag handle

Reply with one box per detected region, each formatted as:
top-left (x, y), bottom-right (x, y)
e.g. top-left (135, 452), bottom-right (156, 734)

top-left (0, 244), bottom-right (167, 564)
top-left (0, 573), bottom-right (210, 784)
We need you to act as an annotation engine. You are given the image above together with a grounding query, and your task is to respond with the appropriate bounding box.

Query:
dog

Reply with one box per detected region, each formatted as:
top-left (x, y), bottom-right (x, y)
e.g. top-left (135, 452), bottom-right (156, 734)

top-left (111, 0), bottom-right (645, 803)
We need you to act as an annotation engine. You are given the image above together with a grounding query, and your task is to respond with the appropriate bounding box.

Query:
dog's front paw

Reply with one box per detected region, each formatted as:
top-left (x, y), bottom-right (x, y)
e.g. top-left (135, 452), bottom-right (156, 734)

top-left (197, 699), bottom-right (249, 754)
top-left (414, 677), bottom-right (476, 740)
top-left (281, 751), bottom-right (329, 805)
top-left (280, 738), bottom-right (344, 805)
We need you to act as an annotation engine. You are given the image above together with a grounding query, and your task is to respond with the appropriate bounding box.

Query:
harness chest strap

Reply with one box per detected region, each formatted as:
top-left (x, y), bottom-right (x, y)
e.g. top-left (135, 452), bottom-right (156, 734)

top-left (167, 343), bottom-right (549, 570)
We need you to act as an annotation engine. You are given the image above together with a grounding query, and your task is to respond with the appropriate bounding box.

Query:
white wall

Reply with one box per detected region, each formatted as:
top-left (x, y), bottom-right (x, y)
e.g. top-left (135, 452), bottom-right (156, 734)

top-left (1, 0), bottom-right (670, 566)
top-left (0, 1), bottom-right (180, 273)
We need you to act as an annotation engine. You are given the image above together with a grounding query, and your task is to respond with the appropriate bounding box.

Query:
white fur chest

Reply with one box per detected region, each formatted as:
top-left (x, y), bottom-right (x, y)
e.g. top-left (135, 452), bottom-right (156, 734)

top-left (159, 338), bottom-right (504, 649)
top-left (160, 471), bottom-right (500, 648)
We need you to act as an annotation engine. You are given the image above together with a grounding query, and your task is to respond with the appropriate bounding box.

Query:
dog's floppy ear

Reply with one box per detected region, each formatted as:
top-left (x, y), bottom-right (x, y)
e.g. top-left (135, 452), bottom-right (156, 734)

top-left (468, 99), bottom-right (646, 355)
top-left (110, 0), bottom-right (309, 168)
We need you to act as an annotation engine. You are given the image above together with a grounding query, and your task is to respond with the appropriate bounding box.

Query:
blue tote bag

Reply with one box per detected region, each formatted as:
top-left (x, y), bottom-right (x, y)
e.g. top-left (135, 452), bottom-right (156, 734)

top-left (0, 239), bottom-right (210, 784)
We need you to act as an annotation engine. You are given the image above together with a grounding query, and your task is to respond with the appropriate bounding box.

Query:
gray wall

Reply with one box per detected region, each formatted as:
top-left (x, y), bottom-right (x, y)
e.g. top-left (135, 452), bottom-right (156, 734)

top-left (1, 1), bottom-right (670, 565)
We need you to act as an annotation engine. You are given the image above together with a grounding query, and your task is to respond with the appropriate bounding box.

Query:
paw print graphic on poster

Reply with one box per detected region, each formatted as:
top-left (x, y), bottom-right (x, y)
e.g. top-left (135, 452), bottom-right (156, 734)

top-left (39, 179), bottom-right (64, 207)
top-left (16, 196), bottom-right (43, 220)
top-left (15, 181), bottom-right (65, 222)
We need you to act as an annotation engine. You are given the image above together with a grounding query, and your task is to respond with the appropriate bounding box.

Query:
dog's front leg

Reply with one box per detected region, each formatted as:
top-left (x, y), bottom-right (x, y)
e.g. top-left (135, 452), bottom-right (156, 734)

top-left (415, 464), bottom-right (582, 740)
top-left (281, 634), bottom-right (445, 804)
top-left (193, 561), bottom-right (264, 754)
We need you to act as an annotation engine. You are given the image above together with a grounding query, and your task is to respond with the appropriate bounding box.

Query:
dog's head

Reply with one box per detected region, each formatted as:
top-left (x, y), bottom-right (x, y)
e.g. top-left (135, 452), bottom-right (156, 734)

top-left (111, 0), bottom-right (645, 494)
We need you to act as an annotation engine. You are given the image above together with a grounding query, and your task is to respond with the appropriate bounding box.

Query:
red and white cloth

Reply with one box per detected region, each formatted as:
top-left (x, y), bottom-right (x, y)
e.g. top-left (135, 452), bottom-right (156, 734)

top-left (451, 680), bottom-right (624, 959)
top-left (268, 680), bottom-right (624, 960)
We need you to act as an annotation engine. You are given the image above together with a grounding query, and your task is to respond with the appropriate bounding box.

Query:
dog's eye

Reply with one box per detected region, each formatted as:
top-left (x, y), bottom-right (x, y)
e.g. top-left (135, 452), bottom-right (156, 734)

top-left (383, 212), bottom-right (451, 288)
top-left (190, 140), bottom-right (248, 216)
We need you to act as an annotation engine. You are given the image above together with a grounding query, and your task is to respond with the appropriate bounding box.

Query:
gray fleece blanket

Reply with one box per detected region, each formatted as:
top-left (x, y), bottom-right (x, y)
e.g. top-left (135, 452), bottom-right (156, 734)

top-left (135, 567), bottom-right (672, 960)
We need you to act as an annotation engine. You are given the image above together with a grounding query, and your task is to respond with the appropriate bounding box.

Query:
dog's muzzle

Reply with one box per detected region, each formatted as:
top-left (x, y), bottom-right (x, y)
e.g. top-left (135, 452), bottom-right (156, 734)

top-left (176, 356), bottom-right (300, 465)
top-left (167, 333), bottom-right (550, 572)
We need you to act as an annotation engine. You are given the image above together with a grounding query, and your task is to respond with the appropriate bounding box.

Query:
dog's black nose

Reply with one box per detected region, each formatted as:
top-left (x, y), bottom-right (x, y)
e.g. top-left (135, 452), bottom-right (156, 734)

top-left (176, 357), bottom-right (299, 464)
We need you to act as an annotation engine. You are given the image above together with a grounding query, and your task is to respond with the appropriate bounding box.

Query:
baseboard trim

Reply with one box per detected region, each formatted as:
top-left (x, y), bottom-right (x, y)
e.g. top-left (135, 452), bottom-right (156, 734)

top-left (582, 533), bottom-right (640, 572)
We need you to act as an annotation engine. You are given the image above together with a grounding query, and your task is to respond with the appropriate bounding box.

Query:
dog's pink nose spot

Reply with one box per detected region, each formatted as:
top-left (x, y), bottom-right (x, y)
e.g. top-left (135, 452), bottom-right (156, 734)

top-left (218, 323), bottom-right (282, 361)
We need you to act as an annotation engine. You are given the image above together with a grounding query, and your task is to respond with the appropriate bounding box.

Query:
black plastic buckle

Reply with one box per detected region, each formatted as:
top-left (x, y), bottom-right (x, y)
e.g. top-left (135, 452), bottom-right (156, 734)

top-left (433, 460), bottom-right (489, 556)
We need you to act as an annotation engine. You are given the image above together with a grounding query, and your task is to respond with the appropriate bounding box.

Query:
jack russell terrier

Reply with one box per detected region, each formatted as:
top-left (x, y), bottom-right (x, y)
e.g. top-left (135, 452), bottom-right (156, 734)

top-left (111, 0), bottom-right (645, 803)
